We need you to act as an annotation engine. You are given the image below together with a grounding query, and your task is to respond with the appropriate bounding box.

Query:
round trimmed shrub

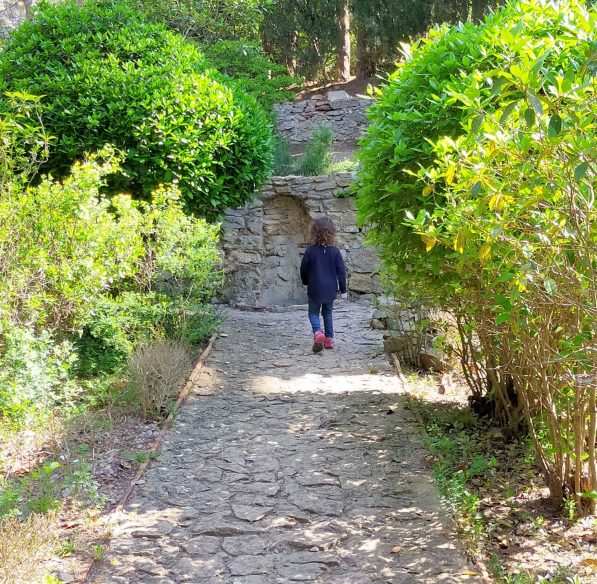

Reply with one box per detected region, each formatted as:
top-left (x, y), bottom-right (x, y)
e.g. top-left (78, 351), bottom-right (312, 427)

top-left (356, 0), bottom-right (594, 292)
top-left (0, 0), bottom-right (273, 217)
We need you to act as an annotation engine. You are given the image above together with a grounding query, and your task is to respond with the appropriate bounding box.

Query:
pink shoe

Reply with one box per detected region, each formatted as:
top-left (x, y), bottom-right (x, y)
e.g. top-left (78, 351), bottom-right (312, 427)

top-left (324, 338), bottom-right (334, 350)
top-left (312, 331), bottom-right (325, 353)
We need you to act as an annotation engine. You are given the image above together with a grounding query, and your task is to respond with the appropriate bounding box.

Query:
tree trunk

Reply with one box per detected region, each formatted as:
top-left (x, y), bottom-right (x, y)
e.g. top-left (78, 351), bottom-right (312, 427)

top-left (335, 0), bottom-right (351, 82)
top-left (355, 28), bottom-right (372, 79)
top-left (471, 0), bottom-right (486, 22)
top-left (286, 30), bottom-right (297, 76)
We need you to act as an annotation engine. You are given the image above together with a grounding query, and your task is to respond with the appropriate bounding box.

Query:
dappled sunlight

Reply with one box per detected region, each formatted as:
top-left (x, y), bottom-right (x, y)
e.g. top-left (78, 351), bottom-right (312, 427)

top-left (248, 372), bottom-right (400, 396)
top-left (92, 306), bottom-right (478, 583)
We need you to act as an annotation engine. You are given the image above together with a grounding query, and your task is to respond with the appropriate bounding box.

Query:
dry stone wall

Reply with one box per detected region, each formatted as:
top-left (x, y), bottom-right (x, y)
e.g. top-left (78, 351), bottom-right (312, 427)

top-left (274, 90), bottom-right (369, 145)
top-left (0, 0), bottom-right (31, 31)
top-left (220, 173), bottom-right (381, 308)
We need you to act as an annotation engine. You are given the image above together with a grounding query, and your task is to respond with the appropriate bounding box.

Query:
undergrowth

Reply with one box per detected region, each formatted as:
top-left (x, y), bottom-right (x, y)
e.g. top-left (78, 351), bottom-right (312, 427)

top-left (404, 397), bottom-right (588, 583)
top-left (405, 399), bottom-right (490, 549)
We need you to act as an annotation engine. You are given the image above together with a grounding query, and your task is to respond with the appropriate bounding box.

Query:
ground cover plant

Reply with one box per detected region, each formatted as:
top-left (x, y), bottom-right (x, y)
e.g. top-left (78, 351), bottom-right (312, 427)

top-left (358, 0), bottom-right (596, 518)
top-left (403, 376), bottom-right (596, 582)
top-left (0, 0), bottom-right (274, 218)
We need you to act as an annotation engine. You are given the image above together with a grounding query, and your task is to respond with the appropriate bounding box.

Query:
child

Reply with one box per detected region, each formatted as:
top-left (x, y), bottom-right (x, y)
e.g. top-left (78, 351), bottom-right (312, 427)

top-left (300, 217), bottom-right (347, 353)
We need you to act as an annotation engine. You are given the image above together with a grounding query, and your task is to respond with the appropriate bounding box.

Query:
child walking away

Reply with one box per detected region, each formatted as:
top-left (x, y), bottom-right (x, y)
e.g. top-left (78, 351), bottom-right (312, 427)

top-left (300, 217), bottom-right (347, 353)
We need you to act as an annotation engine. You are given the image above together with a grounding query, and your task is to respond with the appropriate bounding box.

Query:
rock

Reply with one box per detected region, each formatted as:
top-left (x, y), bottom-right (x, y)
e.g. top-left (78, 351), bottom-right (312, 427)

top-left (419, 352), bottom-right (448, 373)
top-left (347, 248), bottom-right (379, 273)
top-left (277, 562), bottom-right (328, 581)
top-left (349, 272), bottom-right (374, 294)
top-left (288, 492), bottom-right (343, 516)
top-left (131, 521), bottom-right (174, 538)
top-left (327, 90), bottom-right (350, 101)
top-left (222, 535), bottom-right (266, 556)
top-left (179, 536), bottom-right (221, 555)
top-left (192, 523), bottom-right (261, 537)
top-left (229, 555), bottom-right (274, 576)
top-left (370, 318), bottom-right (386, 330)
top-left (230, 577), bottom-right (272, 584)
top-left (170, 555), bottom-right (227, 579)
top-left (232, 504), bottom-right (273, 522)
top-left (224, 215), bottom-right (246, 230)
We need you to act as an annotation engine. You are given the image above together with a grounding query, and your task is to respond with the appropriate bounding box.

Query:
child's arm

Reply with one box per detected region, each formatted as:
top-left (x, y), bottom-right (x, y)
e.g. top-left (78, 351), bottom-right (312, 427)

top-left (300, 248), bottom-right (310, 285)
top-left (335, 249), bottom-right (347, 295)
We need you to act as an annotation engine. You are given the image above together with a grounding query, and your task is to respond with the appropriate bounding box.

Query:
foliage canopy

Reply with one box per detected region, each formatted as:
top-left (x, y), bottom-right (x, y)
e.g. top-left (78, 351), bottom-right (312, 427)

top-left (0, 0), bottom-right (273, 217)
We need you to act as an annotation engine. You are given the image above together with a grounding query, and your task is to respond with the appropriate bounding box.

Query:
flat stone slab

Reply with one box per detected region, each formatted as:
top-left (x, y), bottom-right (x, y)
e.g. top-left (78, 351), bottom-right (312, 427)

top-left (327, 90), bottom-right (350, 101)
top-left (91, 303), bottom-right (480, 583)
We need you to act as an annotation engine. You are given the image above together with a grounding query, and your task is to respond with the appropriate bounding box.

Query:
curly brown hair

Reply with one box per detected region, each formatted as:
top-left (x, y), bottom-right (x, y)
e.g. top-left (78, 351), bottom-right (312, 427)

top-left (311, 217), bottom-right (336, 246)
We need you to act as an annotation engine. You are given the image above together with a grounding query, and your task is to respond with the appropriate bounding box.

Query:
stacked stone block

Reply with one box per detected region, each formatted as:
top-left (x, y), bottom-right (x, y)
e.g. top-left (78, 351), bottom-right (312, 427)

top-left (220, 173), bottom-right (381, 308)
top-left (274, 90), bottom-right (369, 145)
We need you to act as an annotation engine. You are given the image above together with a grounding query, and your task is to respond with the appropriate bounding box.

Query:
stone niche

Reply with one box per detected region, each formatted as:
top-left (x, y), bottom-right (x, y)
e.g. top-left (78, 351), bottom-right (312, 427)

top-left (220, 173), bottom-right (381, 308)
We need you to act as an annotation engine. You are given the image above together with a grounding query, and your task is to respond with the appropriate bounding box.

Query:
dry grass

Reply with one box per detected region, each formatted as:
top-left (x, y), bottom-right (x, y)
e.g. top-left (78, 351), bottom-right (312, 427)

top-left (0, 513), bottom-right (59, 583)
top-left (128, 339), bottom-right (193, 420)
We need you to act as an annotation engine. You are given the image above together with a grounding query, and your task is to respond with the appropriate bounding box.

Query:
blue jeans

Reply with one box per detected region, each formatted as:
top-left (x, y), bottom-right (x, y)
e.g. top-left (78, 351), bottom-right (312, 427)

top-left (308, 299), bottom-right (334, 338)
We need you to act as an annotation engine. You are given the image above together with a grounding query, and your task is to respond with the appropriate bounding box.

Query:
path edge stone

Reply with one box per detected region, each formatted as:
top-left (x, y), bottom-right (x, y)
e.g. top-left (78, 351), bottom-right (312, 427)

top-left (79, 331), bottom-right (219, 583)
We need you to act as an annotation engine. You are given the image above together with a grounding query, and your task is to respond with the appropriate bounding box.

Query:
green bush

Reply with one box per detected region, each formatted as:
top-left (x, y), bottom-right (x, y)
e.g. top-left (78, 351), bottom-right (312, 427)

top-left (0, 92), bottom-right (50, 194)
top-left (0, 325), bottom-right (80, 426)
top-left (0, 0), bottom-right (273, 217)
top-left (357, 0), bottom-right (596, 514)
top-left (75, 292), bottom-right (169, 377)
top-left (0, 147), bottom-right (145, 333)
top-left (357, 0), bottom-right (593, 291)
top-left (0, 106), bottom-right (223, 423)
top-left (298, 125), bottom-right (333, 176)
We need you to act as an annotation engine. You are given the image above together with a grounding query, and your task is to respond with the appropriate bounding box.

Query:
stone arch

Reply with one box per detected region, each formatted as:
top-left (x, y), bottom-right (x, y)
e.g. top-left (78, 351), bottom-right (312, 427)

top-left (261, 194), bottom-right (311, 306)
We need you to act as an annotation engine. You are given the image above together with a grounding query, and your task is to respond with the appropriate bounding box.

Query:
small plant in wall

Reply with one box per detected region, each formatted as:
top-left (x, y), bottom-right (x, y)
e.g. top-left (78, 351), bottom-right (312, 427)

top-left (298, 124), bottom-right (333, 176)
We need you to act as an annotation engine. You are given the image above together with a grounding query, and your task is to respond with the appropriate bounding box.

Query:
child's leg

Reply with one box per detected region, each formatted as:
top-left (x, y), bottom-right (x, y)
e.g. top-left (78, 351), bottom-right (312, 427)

top-left (308, 299), bottom-right (322, 333)
top-left (321, 301), bottom-right (334, 338)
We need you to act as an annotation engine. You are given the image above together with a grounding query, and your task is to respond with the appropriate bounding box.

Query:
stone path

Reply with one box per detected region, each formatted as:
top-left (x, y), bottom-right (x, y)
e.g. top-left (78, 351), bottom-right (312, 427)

top-left (92, 302), bottom-right (480, 583)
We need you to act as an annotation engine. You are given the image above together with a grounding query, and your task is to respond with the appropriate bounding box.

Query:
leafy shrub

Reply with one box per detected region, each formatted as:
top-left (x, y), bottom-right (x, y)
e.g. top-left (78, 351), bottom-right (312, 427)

top-left (127, 340), bottom-right (193, 420)
top-left (273, 136), bottom-right (296, 176)
top-left (132, 0), bottom-right (265, 45)
top-left (0, 0), bottom-right (273, 217)
top-left (0, 92), bottom-right (50, 193)
top-left (0, 147), bottom-right (145, 332)
top-left (0, 325), bottom-right (79, 427)
top-left (298, 125), bottom-right (333, 176)
top-left (163, 303), bottom-right (221, 346)
top-left (204, 40), bottom-right (299, 114)
top-left (357, 0), bottom-right (596, 514)
top-left (143, 184), bottom-right (223, 299)
top-left (75, 292), bottom-right (169, 377)
top-left (358, 0), bottom-right (594, 290)
top-left (0, 107), bottom-right (223, 424)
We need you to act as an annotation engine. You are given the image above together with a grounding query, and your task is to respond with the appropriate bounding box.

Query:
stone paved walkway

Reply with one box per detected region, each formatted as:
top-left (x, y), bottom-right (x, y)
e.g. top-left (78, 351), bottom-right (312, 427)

top-left (92, 302), bottom-right (480, 583)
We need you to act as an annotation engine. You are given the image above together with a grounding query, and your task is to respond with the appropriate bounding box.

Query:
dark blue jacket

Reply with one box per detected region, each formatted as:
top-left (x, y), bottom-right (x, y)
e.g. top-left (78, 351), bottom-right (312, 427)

top-left (300, 245), bottom-right (347, 303)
